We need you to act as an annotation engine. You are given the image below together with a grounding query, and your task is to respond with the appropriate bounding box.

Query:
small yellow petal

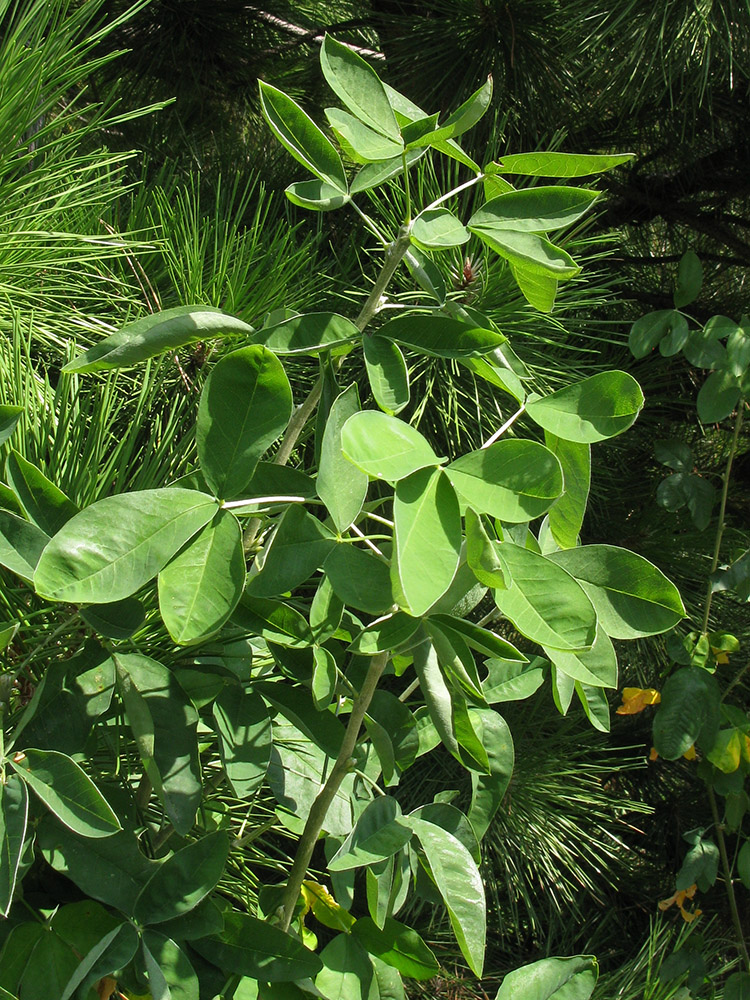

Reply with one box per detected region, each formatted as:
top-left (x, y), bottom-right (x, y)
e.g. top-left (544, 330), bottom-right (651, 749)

top-left (616, 688), bottom-right (662, 715)
top-left (649, 747), bottom-right (659, 761)
top-left (682, 744), bottom-right (697, 760)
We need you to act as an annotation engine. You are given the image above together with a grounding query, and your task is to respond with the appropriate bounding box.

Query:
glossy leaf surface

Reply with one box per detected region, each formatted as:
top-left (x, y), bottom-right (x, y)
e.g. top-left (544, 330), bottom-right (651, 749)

top-left (62, 306), bottom-right (255, 373)
top-left (342, 411), bottom-right (441, 482)
top-left (317, 384), bottom-right (369, 531)
top-left (10, 749), bottom-right (120, 838)
top-left (197, 345), bottom-right (293, 499)
top-left (35, 489), bottom-right (218, 604)
top-left (256, 312), bottom-right (359, 355)
top-left (259, 80), bottom-right (347, 191)
top-left (379, 314), bottom-right (506, 358)
top-left (159, 509), bottom-right (245, 643)
top-left (321, 35), bottom-right (400, 140)
top-left (526, 372), bottom-right (644, 442)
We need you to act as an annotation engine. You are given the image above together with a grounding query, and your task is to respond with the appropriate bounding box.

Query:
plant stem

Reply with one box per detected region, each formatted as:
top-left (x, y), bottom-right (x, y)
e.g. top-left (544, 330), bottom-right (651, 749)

top-left (279, 650), bottom-right (389, 931)
top-left (701, 401), bottom-right (744, 635)
top-left (356, 225), bottom-right (412, 333)
top-left (402, 151), bottom-right (411, 225)
top-left (424, 173), bottom-right (484, 213)
top-left (707, 784), bottom-right (750, 972)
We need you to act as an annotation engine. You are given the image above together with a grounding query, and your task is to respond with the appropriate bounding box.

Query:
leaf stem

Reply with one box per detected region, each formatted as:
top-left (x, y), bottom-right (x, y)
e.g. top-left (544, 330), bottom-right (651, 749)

top-left (355, 225), bottom-right (413, 333)
top-left (424, 172), bottom-right (484, 213)
top-left (707, 783), bottom-right (750, 972)
top-left (701, 401), bottom-right (744, 635)
top-left (482, 403), bottom-right (526, 449)
top-left (278, 650), bottom-right (389, 931)
top-left (349, 200), bottom-right (389, 246)
top-left (402, 151), bottom-right (411, 225)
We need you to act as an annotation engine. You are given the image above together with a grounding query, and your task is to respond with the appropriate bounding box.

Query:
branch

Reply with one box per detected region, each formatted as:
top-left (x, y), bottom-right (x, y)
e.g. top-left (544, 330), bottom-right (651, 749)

top-left (247, 7), bottom-right (385, 59)
top-left (278, 651), bottom-right (390, 931)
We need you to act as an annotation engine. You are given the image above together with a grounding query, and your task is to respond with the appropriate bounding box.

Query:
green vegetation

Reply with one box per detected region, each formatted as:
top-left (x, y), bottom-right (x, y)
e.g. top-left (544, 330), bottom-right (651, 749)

top-left (0, 2), bottom-right (748, 999)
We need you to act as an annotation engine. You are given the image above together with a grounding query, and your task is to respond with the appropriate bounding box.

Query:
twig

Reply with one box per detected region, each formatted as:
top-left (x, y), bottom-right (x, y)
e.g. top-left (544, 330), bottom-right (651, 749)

top-left (279, 651), bottom-right (389, 931)
top-left (707, 785), bottom-right (750, 972)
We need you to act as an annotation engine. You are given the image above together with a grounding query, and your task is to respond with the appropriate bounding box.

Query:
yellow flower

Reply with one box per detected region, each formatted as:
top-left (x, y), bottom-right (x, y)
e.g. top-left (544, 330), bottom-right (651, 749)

top-left (616, 687), bottom-right (661, 715)
top-left (649, 744), bottom-right (697, 762)
top-left (658, 883), bottom-right (702, 923)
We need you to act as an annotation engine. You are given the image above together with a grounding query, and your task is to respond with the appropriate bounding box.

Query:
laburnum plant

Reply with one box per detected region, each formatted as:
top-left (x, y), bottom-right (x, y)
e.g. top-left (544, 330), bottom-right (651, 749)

top-left (621, 253), bottom-right (750, 995)
top-left (0, 37), bottom-right (685, 1000)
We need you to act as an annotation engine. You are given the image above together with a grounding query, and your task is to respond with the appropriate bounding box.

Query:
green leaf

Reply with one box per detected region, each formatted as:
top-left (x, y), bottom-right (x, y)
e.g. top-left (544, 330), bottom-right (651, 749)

top-left (652, 667), bottom-right (721, 759)
top-left (367, 690), bottom-right (419, 777)
top-left (697, 368), bottom-right (741, 423)
top-left (134, 832), bottom-right (228, 925)
top-left (465, 509), bottom-right (508, 588)
top-left (213, 686), bottom-right (271, 798)
top-left (59, 922), bottom-right (139, 1000)
top-left (494, 955), bottom-right (598, 1000)
top-left (545, 435), bottom-right (590, 549)
top-left (707, 728), bottom-right (744, 773)
top-left (321, 35), bottom-right (400, 140)
top-left (544, 624), bottom-right (617, 688)
top-left (312, 646), bottom-right (338, 710)
top-left (429, 75), bottom-right (493, 141)
top-left (467, 707), bottom-right (514, 841)
top-left (469, 228), bottom-right (580, 278)
top-left (683, 316), bottom-right (736, 369)
top-left (404, 247), bottom-right (446, 304)
top-left (10, 748), bottom-right (121, 838)
top-left (412, 634), bottom-right (459, 759)
top-left (38, 816), bottom-right (157, 914)
top-left (242, 462), bottom-right (317, 502)
top-left (427, 619), bottom-right (485, 702)
top-left (316, 933), bottom-right (375, 1000)
top-left (384, 83), bottom-right (480, 171)
top-left (350, 149), bottom-right (425, 195)
top-left (34, 489), bottom-right (218, 603)
top-left (158, 509), bottom-right (245, 644)
top-left (509, 261), bottom-right (558, 312)
top-left (628, 309), bottom-right (681, 358)
top-left (328, 797), bottom-right (412, 871)
top-left (324, 543), bottom-right (394, 615)
top-left (256, 312), bottom-right (359, 355)
top-left (469, 187), bottom-right (598, 234)
top-left (411, 209), bottom-right (469, 250)
top-left (6, 451), bottom-right (78, 535)
top-left (143, 932), bottom-right (200, 1000)
top-left (677, 829), bottom-right (719, 891)
top-left (80, 597), bottom-right (145, 639)
top-left (482, 657), bottom-right (546, 704)
top-left (311, 574), bottom-right (345, 643)
top-left (349, 613), bottom-right (421, 655)
top-left (435, 615), bottom-right (525, 662)
top-left (259, 80), bottom-right (347, 191)
top-left (194, 912), bottom-right (322, 982)
top-left (526, 371), bottom-right (644, 442)
top-left (548, 544), bottom-right (685, 638)
top-left (0, 406), bottom-right (23, 446)
top-left (247, 505), bottom-right (335, 597)
top-left (62, 306), bottom-right (255, 374)
top-left (401, 113), bottom-right (440, 147)
top-left (492, 151), bottom-right (633, 177)
top-left (17, 928), bottom-right (79, 1000)
top-left (725, 973), bottom-right (750, 1000)
top-left (197, 345), bottom-right (293, 500)
top-left (738, 841), bottom-right (750, 890)
top-left (341, 411), bottom-right (441, 482)
top-left (674, 250), bottom-right (703, 308)
top-left (575, 681), bottom-right (611, 732)
top-left (658, 312), bottom-right (690, 356)
top-left (364, 336), bottom-right (410, 416)
top-left (406, 817), bottom-right (486, 976)
top-left (325, 107), bottom-right (403, 161)
top-left (268, 722), bottom-right (354, 836)
top-left (378, 314), bottom-right (506, 358)
top-left (318, 384), bottom-right (369, 532)
top-left (0, 777), bottom-right (27, 917)
top-left (392, 467), bottom-right (461, 616)
top-left (257, 682), bottom-right (344, 759)
top-left (115, 653), bottom-right (202, 834)
top-left (0, 509), bottom-right (49, 582)
top-left (233, 595), bottom-right (315, 648)
top-left (495, 542), bottom-right (597, 651)
top-left (352, 917), bottom-right (439, 980)
top-left (285, 179), bottom-right (350, 211)
top-left (446, 440), bottom-right (563, 522)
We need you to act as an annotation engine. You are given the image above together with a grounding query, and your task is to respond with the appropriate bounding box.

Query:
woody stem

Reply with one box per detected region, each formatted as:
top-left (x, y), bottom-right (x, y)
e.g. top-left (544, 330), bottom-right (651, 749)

top-left (707, 784), bottom-right (750, 972)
